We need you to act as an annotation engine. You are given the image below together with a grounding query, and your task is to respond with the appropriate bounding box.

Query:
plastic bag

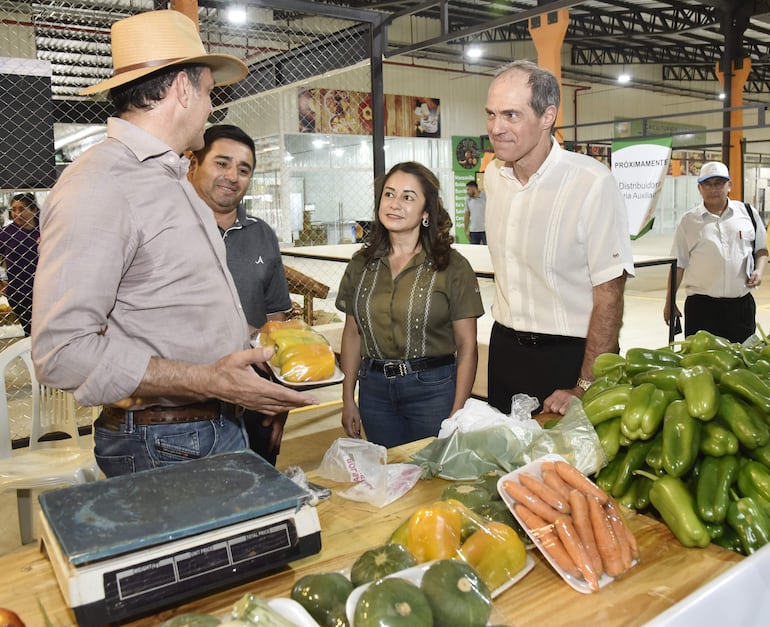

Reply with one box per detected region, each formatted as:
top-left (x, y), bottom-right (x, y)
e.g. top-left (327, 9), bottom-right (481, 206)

top-left (412, 398), bottom-right (606, 480)
top-left (316, 438), bottom-right (422, 507)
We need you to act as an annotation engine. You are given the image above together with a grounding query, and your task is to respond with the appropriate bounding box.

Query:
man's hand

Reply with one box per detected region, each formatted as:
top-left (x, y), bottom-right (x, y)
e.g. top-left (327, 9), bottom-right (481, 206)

top-left (542, 386), bottom-right (583, 415)
top-left (209, 346), bottom-right (319, 415)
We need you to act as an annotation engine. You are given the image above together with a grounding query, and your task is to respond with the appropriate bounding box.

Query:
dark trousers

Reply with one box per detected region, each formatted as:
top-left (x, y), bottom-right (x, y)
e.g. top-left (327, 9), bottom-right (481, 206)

top-left (469, 231), bottom-right (487, 245)
top-left (487, 322), bottom-right (586, 415)
top-left (243, 409), bottom-right (278, 466)
top-left (684, 293), bottom-right (756, 344)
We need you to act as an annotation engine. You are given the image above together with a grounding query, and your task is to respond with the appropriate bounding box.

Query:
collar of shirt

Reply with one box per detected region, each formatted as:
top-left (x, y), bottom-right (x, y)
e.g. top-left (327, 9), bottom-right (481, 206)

top-left (498, 138), bottom-right (560, 188)
top-left (697, 202), bottom-right (734, 220)
top-left (107, 117), bottom-right (189, 178)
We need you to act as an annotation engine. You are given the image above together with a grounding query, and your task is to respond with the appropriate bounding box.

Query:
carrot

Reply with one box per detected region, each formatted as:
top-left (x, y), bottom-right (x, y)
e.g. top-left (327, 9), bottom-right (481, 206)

top-left (519, 472), bottom-right (571, 514)
top-left (605, 498), bottom-right (638, 565)
top-left (542, 467), bottom-right (573, 502)
top-left (554, 517), bottom-right (601, 591)
top-left (513, 504), bottom-right (581, 579)
top-left (587, 495), bottom-right (625, 577)
top-left (568, 489), bottom-right (603, 577)
top-left (503, 479), bottom-right (563, 523)
top-left (554, 461), bottom-right (609, 504)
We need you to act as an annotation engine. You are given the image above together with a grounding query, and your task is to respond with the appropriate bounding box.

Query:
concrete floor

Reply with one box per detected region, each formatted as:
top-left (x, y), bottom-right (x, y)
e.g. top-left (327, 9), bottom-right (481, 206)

top-left (4, 230), bottom-right (770, 556)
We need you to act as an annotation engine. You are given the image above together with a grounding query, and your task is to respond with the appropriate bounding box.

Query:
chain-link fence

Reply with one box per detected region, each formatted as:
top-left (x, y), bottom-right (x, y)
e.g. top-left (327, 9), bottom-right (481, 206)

top-left (1, 1), bottom-right (418, 441)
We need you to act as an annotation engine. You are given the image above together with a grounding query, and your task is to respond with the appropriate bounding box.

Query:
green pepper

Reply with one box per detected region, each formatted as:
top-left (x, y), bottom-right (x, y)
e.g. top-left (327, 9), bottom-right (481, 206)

top-left (631, 367), bottom-right (683, 391)
top-left (726, 496), bottom-right (770, 554)
top-left (680, 350), bottom-right (741, 383)
top-left (595, 417), bottom-right (622, 461)
top-left (617, 480), bottom-right (639, 510)
top-left (661, 399), bottom-right (702, 477)
top-left (634, 475), bottom-right (653, 511)
top-left (592, 353), bottom-right (627, 381)
top-left (620, 383), bottom-right (669, 441)
top-left (717, 393), bottom-right (770, 450)
top-left (594, 453), bottom-right (624, 494)
top-left (645, 473), bottom-right (711, 548)
top-left (759, 343), bottom-right (770, 362)
top-left (740, 346), bottom-right (761, 367)
top-left (737, 460), bottom-right (770, 513)
top-left (683, 329), bottom-right (740, 356)
top-left (704, 521), bottom-right (725, 540)
top-left (625, 347), bottom-right (682, 376)
top-left (711, 525), bottom-right (745, 554)
top-left (699, 420), bottom-right (740, 457)
top-left (611, 438), bottom-right (656, 498)
top-left (581, 376), bottom-right (619, 405)
top-left (582, 384), bottom-right (632, 426)
top-left (747, 441), bottom-right (770, 470)
top-left (677, 365), bottom-right (719, 421)
top-left (645, 434), bottom-right (665, 475)
top-left (719, 368), bottom-right (770, 414)
top-left (696, 455), bottom-right (738, 523)
top-left (749, 358), bottom-right (770, 376)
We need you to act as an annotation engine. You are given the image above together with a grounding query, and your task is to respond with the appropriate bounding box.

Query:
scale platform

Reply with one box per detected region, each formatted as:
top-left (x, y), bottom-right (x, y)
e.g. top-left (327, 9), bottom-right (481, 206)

top-left (39, 450), bottom-right (322, 626)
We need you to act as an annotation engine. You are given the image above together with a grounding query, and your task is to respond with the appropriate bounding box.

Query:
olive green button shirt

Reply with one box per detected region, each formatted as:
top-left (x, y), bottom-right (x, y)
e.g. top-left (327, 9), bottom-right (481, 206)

top-left (336, 249), bottom-right (483, 360)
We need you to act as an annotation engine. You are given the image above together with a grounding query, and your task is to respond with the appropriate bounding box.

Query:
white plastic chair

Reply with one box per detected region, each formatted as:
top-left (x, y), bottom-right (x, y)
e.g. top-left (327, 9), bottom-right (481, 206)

top-left (0, 337), bottom-right (101, 544)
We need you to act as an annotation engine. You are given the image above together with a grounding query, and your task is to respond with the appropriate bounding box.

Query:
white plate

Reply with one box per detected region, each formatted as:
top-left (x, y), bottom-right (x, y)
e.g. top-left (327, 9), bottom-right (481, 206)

top-left (267, 598), bottom-right (321, 626)
top-left (268, 362), bottom-right (345, 390)
top-left (345, 557), bottom-right (535, 626)
top-left (497, 453), bottom-right (637, 594)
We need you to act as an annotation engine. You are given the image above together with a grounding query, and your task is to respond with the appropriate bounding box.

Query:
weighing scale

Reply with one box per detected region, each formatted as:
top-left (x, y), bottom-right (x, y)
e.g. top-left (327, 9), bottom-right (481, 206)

top-left (38, 450), bottom-right (322, 626)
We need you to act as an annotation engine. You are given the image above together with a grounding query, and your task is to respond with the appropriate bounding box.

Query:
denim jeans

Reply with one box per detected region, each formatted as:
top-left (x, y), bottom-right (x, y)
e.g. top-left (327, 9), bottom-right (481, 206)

top-left (358, 360), bottom-right (457, 448)
top-left (93, 411), bottom-right (247, 477)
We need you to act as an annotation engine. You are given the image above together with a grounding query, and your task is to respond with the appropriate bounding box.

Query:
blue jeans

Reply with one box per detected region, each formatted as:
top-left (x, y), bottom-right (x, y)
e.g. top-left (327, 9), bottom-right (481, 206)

top-left (358, 360), bottom-right (456, 448)
top-left (93, 412), bottom-right (247, 477)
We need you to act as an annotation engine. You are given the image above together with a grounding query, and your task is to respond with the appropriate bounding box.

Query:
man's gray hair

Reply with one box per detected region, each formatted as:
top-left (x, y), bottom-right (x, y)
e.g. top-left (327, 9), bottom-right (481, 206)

top-left (494, 60), bottom-right (561, 117)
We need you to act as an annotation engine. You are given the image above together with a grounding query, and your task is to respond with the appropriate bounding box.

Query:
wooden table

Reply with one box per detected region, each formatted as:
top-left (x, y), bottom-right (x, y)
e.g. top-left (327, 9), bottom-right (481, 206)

top-left (0, 440), bottom-right (742, 626)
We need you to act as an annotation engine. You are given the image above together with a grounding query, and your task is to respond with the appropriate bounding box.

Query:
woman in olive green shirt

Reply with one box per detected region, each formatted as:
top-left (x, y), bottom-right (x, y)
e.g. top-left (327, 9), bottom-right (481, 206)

top-left (336, 161), bottom-right (484, 448)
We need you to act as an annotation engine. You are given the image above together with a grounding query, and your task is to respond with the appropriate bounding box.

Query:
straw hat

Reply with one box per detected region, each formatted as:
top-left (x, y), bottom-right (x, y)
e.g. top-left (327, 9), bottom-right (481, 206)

top-left (80, 10), bottom-right (248, 96)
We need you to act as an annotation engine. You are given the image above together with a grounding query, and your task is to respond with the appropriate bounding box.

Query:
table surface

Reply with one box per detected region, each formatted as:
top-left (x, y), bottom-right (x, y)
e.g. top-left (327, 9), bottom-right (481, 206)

top-left (281, 244), bottom-right (675, 278)
top-left (0, 439), bottom-right (742, 626)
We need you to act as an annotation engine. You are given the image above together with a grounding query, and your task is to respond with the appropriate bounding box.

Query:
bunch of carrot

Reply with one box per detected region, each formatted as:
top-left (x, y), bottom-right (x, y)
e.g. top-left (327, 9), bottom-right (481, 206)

top-left (503, 460), bottom-right (639, 592)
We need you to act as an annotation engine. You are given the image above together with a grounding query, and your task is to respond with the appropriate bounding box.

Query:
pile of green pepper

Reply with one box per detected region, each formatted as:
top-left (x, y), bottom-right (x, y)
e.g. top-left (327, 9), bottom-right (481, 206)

top-left (588, 329), bottom-right (770, 554)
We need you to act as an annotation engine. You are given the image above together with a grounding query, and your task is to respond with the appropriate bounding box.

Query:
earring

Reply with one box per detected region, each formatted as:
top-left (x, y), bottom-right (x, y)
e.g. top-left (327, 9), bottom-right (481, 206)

top-left (422, 217), bottom-right (430, 227)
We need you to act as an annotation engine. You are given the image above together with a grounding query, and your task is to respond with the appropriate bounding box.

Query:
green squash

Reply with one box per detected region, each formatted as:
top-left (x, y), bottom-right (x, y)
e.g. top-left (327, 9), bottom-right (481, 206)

top-left (441, 483), bottom-right (492, 509)
top-left (350, 543), bottom-right (417, 587)
top-left (354, 577), bottom-right (433, 627)
top-left (420, 560), bottom-right (492, 627)
top-left (477, 470), bottom-right (505, 500)
top-left (291, 572), bottom-right (353, 627)
top-left (473, 501), bottom-right (528, 543)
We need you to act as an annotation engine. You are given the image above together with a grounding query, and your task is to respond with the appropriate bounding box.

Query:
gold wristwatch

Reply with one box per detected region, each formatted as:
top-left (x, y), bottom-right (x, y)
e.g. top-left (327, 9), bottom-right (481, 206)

top-left (576, 377), bottom-right (592, 392)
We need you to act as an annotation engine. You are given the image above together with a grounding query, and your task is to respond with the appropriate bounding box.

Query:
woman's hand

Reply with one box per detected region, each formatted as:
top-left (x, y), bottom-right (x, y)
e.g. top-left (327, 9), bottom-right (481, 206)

top-left (341, 402), bottom-right (363, 438)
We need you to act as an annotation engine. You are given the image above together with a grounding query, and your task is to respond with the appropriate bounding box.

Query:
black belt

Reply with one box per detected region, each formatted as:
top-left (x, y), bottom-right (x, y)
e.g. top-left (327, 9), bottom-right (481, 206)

top-left (366, 355), bottom-right (455, 378)
top-left (495, 323), bottom-right (584, 347)
top-left (101, 400), bottom-right (242, 427)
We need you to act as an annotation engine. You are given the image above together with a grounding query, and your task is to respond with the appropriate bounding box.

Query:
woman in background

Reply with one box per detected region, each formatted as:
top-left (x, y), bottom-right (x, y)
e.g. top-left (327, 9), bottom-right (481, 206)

top-left (0, 193), bottom-right (40, 336)
top-left (336, 161), bottom-right (483, 448)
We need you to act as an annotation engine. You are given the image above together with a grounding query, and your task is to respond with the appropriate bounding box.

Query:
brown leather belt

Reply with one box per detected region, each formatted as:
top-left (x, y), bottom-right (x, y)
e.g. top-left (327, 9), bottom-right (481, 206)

top-left (101, 400), bottom-right (232, 427)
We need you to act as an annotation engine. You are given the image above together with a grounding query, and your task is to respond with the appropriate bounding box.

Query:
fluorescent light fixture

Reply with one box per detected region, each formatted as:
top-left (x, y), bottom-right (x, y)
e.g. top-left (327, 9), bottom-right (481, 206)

top-left (466, 46), bottom-right (483, 59)
top-left (718, 92), bottom-right (726, 100)
top-left (618, 73), bottom-right (631, 84)
top-left (312, 139), bottom-right (327, 149)
top-left (332, 148), bottom-right (344, 157)
top-left (227, 7), bottom-right (247, 24)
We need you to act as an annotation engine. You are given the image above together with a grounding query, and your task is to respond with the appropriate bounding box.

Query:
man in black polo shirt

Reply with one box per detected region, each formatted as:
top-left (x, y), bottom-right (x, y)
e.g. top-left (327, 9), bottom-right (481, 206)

top-left (189, 124), bottom-right (293, 464)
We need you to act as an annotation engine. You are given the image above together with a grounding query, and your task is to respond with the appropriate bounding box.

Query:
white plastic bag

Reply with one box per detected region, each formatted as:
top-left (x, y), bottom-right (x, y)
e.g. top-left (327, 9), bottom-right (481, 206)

top-left (316, 438), bottom-right (422, 508)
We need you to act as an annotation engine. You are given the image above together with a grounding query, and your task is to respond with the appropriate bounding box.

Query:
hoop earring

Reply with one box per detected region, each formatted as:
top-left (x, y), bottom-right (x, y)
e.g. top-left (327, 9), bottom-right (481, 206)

top-left (422, 217), bottom-right (430, 227)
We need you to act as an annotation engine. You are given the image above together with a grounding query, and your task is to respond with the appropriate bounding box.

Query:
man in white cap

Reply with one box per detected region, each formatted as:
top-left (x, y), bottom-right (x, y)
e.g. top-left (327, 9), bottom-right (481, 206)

top-left (664, 161), bottom-right (768, 342)
top-left (31, 10), bottom-right (317, 477)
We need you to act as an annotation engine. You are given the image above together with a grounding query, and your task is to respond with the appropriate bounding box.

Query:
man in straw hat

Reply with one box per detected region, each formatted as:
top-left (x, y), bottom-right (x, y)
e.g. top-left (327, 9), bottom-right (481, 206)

top-left (664, 161), bottom-right (768, 342)
top-left (32, 10), bottom-right (317, 477)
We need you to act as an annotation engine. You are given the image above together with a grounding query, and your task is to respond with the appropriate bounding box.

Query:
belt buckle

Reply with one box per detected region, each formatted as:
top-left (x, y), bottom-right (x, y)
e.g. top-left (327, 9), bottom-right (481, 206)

top-left (383, 361), bottom-right (407, 378)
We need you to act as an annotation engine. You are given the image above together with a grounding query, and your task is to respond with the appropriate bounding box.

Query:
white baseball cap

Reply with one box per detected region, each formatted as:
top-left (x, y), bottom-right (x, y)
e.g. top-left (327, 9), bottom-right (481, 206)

top-left (697, 162), bottom-right (731, 183)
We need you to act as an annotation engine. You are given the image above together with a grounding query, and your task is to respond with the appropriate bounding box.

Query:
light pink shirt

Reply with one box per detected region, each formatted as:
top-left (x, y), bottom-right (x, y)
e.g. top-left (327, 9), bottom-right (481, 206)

top-left (32, 118), bottom-right (249, 407)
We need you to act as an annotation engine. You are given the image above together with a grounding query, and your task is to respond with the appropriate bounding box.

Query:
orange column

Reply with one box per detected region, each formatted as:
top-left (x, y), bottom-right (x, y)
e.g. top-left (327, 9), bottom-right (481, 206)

top-left (529, 9), bottom-right (570, 143)
top-left (171, 0), bottom-right (199, 28)
top-left (716, 58), bottom-right (751, 199)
